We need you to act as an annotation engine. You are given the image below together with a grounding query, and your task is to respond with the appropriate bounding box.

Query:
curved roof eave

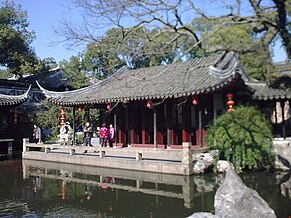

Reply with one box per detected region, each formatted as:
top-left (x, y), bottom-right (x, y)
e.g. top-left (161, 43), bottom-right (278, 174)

top-left (0, 85), bottom-right (31, 106)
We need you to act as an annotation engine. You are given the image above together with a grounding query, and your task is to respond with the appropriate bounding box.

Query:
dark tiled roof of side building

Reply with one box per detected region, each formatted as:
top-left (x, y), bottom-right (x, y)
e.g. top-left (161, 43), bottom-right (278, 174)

top-left (0, 86), bottom-right (31, 106)
top-left (246, 81), bottom-right (291, 100)
top-left (275, 61), bottom-right (291, 75)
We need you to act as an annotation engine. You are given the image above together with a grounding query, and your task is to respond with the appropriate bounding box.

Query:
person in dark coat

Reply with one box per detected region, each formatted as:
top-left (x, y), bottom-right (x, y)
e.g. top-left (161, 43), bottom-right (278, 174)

top-left (83, 122), bottom-right (93, 146)
top-left (33, 124), bottom-right (42, 144)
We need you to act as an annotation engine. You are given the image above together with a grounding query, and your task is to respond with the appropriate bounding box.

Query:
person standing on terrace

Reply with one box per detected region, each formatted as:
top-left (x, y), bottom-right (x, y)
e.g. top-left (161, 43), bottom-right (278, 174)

top-left (108, 124), bottom-right (115, 147)
top-left (83, 122), bottom-right (93, 146)
top-left (100, 123), bottom-right (108, 147)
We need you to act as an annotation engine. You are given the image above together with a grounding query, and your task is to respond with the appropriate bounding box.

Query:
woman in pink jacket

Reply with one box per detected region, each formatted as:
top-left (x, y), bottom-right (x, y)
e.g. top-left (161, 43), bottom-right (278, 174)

top-left (100, 123), bottom-right (108, 147)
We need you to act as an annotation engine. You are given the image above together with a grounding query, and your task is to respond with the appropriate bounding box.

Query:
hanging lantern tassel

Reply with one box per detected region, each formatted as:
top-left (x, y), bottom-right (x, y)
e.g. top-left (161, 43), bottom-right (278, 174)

top-left (60, 108), bottom-right (66, 126)
top-left (191, 96), bottom-right (199, 105)
top-left (146, 99), bottom-right (153, 109)
top-left (107, 102), bottom-right (112, 110)
top-left (226, 92), bottom-right (235, 112)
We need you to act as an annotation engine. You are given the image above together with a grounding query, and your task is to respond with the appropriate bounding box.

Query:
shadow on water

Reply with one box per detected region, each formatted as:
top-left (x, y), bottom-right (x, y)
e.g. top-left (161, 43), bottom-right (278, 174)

top-left (0, 157), bottom-right (290, 218)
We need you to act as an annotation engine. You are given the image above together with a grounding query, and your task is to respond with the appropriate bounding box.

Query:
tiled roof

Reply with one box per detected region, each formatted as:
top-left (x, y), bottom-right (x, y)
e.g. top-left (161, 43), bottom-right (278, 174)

top-left (38, 52), bottom-right (245, 106)
top-left (0, 85), bottom-right (31, 106)
top-left (246, 82), bottom-right (291, 100)
top-left (275, 61), bottom-right (291, 75)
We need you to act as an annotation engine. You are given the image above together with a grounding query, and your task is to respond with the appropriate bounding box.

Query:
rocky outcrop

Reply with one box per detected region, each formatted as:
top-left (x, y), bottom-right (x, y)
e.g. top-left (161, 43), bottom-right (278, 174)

top-left (280, 173), bottom-right (291, 198)
top-left (193, 150), bottom-right (218, 174)
top-left (273, 139), bottom-right (291, 171)
top-left (188, 168), bottom-right (276, 218)
top-left (216, 160), bottom-right (233, 173)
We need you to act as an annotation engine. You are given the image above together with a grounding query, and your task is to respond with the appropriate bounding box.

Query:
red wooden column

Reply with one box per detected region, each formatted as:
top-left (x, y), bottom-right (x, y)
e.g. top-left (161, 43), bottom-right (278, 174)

top-left (156, 106), bottom-right (164, 145)
top-left (165, 103), bottom-right (171, 147)
top-left (182, 104), bottom-right (191, 143)
top-left (130, 105), bottom-right (137, 144)
top-left (118, 105), bottom-right (126, 146)
top-left (171, 103), bottom-right (177, 145)
top-left (141, 106), bottom-right (146, 144)
top-left (153, 108), bottom-right (157, 148)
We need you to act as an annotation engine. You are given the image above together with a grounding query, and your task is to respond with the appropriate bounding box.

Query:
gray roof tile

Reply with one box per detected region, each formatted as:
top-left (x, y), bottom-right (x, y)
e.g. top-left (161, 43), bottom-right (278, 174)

top-left (38, 52), bottom-right (248, 105)
top-left (0, 86), bottom-right (31, 106)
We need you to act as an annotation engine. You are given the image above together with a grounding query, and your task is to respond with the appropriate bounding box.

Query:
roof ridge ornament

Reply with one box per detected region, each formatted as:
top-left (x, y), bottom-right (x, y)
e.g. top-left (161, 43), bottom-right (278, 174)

top-left (208, 52), bottom-right (238, 78)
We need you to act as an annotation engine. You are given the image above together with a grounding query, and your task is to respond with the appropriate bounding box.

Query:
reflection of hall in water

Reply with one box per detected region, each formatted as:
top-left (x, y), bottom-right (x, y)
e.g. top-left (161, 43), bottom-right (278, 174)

top-left (22, 159), bottom-right (221, 209)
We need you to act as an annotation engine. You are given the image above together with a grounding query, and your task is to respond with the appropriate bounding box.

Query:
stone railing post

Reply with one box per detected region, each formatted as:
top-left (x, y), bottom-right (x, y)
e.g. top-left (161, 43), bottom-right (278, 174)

top-left (70, 148), bottom-right (75, 155)
top-left (182, 142), bottom-right (193, 175)
top-left (23, 138), bottom-right (29, 153)
top-left (136, 152), bottom-right (142, 161)
top-left (45, 147), bottom-right (51, 154)
top-left (99, 150), bottom-right (105, 158)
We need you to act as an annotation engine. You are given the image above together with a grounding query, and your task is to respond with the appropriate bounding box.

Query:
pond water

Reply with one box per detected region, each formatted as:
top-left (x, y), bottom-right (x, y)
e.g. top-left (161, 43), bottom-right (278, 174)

top-left (0, 157), bottom-right (290, 218)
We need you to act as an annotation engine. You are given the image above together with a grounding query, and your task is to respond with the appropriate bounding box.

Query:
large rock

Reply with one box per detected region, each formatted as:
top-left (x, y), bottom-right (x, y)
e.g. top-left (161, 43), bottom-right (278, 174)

top-left (273, 139), bottom-right (291, 171)
top-left (216, 160), bottom-right (233, 173)
top-left (214, 168), bottom-right (276, 218)
top-left (193, 150), bottom-right (218, 174)
top-left (280, 173), bottom-right (291, 198)
top-left (188, 168), bottom-right (276, 218)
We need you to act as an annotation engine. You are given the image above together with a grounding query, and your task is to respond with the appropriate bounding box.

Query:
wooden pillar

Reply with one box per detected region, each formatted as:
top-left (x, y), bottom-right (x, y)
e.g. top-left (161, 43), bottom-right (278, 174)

top-left (141, 106), bottom-right (146, 144)
top-left (171, 104), bottom-right (177, 145)
top-left (198, 109), bottom-right (202, 146)
top-left (126, 106), bottom-right (131, 145)
top-left (280, 101), bottom-right (286, 139)
top-left (130, 105), bottom-right (137, 144)
top-left (118, 105), bottom-right (126, 146)
top-left (114, 110), bottom-right (117, 146)
top-left (182, 104), bottom-right (191, 143)
top-left (72, 106), bottom-right (76, 145)
top-left (165, 103), bottom-right (171, 147)
top-left (156, 106), bottom-right (164, 145)
top-left (85, 108), bottom-right (90, 122)
top-left (153, 108), bottom-right (157, 148)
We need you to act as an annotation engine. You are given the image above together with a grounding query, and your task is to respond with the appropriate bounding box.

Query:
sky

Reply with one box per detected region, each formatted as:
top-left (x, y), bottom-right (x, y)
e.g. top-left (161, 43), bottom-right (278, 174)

top-left (13, 0), bottom-right (82, 62)
top-left (12, 0), bottom-right (288, 63)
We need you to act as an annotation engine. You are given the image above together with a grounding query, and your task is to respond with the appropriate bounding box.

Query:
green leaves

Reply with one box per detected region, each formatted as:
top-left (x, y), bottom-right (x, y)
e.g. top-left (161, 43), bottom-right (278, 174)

top-left (206, 105), bottom-right (274, 172)
top-left (0, 1), bottom-right (44, 77)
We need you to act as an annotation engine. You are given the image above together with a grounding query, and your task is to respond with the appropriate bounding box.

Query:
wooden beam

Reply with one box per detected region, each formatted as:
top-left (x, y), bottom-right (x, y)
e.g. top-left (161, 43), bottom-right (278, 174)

top-left (153, 108), bottom-right (157, 148)
top-left (72, 107), bottom-right (76, 145)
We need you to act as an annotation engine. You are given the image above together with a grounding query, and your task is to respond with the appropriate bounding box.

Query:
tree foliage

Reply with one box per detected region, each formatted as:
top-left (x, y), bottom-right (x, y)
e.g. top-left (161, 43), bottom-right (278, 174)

top-left (0, 0), bottom-right (45, 77)
top-left (56, 0), bottom-right (290, 82)
top-left (59, 55), bottom-right (89, 89)
top-left (206, 105), bottom-right (274, 172)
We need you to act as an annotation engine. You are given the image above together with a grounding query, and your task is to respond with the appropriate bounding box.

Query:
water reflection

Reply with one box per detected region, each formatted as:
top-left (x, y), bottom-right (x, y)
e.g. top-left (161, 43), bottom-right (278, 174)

top-left (21, 159), bottom-right (220, 217)
top-left (0, 159), bottom-right (290, 217)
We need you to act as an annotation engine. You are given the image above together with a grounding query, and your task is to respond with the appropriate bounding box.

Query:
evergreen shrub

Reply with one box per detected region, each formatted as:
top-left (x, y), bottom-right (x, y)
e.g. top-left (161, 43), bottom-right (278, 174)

top-left (206, 105), bottom-right (274, 172)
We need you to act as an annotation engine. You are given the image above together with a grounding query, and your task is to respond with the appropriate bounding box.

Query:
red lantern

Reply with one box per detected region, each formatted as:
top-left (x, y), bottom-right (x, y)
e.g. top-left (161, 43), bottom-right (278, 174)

top-left (226, 92), bottom-right (235, 112)
top-left (227, 100), bottom-right (235, 107)
top-left (191, 96), bottom-right (199, 105)
top-left (78, 105), bottom-right (84, 112)
top-left (146, 100), bottom-right (153, 109)
top-left (60, 108), bottom-right (66, 126)
top-left (226, 92), bottom-right (234, 99)
top-left (107, 102), bottom-right (112, 110)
